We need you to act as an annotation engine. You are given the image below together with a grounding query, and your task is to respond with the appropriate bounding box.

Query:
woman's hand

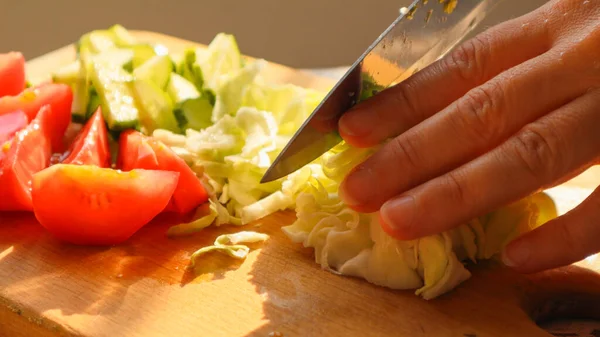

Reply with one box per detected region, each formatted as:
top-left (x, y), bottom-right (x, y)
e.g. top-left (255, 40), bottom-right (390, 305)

top-left (337, 0), bottom-right (600, 274)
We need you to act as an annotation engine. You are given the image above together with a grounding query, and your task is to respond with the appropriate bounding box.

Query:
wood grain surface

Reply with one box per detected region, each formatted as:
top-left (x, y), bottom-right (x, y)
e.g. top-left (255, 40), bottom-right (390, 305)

top-left (1, 31), bottom-right (599, 337)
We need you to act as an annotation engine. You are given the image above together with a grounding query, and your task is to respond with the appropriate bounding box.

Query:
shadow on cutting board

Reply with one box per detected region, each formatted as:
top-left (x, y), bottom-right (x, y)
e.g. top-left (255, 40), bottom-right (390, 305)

top-left (242, 216), bottom-right (600, 337)
top-left (0, 211), bottom-right (222, 317)
top-left (1, 207), bottom-right (599, 337)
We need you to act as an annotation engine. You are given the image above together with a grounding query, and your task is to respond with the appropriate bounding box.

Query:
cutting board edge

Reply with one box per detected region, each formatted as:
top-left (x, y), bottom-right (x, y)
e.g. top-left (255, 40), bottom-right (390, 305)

top-left (0, 295), bottom-right (79, 337)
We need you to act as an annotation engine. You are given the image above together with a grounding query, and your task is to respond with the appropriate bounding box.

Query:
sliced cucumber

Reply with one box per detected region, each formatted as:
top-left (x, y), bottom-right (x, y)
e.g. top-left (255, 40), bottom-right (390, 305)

top-left (176, 48), bottom-right (204, 91)
top-left (133, 54), bottom-right (172, 89)
top-left (131, 44), bottom-right (158, 69)
top-left (51, 61), bottom-right (80, 86)
top-left (89, 61), bottom-right (139, 131)
top-left (86, 87), bottom-right (102, 119)
top-left (78, 25), bottom-right (136, 55)
top-left (52, 60), bottom-right (89, 123)
top-left (131, 79), bottom-right (179, 134)
top-left (79, 31), bottom-right (117, 54)
top-left (70, 51), bottom-right (95, 123)
top-left (174, 97), bottom-right (213, 131)
top-left (92, 48), bottom-right (134, 68)
top-left (167, 73), bottom-right (200, 102)
top-left (108, 24), bottom-right (137, 47)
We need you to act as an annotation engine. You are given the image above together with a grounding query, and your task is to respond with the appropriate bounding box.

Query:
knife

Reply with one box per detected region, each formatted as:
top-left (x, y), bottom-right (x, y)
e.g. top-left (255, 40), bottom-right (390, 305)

top-left (260, 0), bottom-right (502, 184)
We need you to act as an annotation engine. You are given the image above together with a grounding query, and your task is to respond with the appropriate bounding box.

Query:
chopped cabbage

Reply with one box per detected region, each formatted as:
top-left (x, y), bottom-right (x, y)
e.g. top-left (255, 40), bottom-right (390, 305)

top-left (149, 30), bottom-right (559, 299)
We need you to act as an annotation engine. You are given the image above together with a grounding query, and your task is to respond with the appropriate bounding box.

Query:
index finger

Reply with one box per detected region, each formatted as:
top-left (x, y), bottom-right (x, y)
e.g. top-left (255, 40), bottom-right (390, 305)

top-left (338, 7), bottom-right (551, 148)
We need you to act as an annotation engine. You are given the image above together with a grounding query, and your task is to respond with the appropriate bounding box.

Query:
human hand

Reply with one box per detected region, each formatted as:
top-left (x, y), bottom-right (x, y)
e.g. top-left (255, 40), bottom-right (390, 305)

top-left (337, 0), bottom-right (600, 274)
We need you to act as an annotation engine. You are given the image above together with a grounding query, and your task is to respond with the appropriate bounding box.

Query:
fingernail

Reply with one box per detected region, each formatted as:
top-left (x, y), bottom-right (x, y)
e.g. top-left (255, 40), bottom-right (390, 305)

top-left (339, 166), bottom-right (373, 207)
top-left (380, 195), bottom-right (416, 234)
top-left (502, 240), bottom-right (530, 268)
top-left (339, 109), bottom-right (373, 137)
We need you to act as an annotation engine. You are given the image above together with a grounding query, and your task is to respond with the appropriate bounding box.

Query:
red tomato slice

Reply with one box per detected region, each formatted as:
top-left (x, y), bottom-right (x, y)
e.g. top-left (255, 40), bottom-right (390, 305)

top-left (0, 105), bottom-right (53, 211)
top-left (0, 52), bottom-right (26, 98)
top-left (32, 164), bottom-right (179, 245)
top-left (0, 83), bottom-right (72, 151)
top-left (0, 110), bottom-right (28, 145)
top-left (118, 130), bottom-right (209, 214)
top-left (62, 107), bottom-right (110, 167)
top-left (117, 129), bottom-right (159, 170)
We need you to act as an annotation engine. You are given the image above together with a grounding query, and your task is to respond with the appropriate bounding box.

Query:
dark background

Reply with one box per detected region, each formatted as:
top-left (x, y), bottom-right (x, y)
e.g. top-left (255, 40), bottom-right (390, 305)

top-left (0, 0), bottom-right (548, 68)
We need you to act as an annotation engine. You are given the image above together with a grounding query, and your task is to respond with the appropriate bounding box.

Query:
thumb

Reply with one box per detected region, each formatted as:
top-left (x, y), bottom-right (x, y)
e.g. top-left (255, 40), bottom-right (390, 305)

top-left (502, 186), bottom-right (600, 274)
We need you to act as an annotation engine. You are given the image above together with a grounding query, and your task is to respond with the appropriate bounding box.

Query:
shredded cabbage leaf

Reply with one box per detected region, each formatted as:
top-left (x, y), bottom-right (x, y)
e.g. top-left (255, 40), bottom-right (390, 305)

top-left (189, 231), bottom-right (269, 267)
top-left (153, 32), bottom-right (559, 299)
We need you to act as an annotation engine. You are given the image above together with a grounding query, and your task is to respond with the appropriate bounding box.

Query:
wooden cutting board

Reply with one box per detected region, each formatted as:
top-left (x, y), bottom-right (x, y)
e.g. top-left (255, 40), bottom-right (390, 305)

top-left (1, 31), bottom-right (599, 337)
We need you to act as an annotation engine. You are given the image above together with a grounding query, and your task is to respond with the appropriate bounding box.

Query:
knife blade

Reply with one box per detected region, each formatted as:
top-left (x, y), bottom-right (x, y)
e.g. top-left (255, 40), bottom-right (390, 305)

top-left (260, 0), bottom-right (502, 184)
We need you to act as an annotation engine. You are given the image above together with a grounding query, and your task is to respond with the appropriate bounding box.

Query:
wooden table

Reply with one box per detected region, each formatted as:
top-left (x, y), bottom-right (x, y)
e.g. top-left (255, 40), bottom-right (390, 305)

top-left (1, 31), bottom-right (599, 337)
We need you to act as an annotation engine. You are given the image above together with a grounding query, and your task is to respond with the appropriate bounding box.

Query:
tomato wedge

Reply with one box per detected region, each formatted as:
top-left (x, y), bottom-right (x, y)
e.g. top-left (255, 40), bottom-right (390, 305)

top-left (32, 164), bottom-right (179, 245)
top-left (0, 105), bottom-right (53, 211)
top-left (0, 52), bottom-right (26, 98)
top-left (0, 83), bottom-right (72, 151)
top-left (62, 107), bottom-right (110, 167)
top-left (118, 130), bottom-right (209, 214)
top-left (117, 130), bottom-right (159, 169)
top-left (0, 110), bottom-right (28, 145)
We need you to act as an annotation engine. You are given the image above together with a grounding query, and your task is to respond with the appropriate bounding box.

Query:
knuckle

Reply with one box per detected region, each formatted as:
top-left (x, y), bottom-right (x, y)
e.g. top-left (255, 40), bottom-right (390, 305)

top-left (511, 126), bottom-right (562, 182)
top-left (443, 34), bottom-right (490, 84)
top-left (453, 81), bottom-right (505, 144)
top-left (387, 82), bottom-right (422, 123)
top-left (555, 221), bottom-right (584, 259)
top-left (443, 171), bottom-right (470, 209)
top-left (388, 135), bottom-right (423, 172)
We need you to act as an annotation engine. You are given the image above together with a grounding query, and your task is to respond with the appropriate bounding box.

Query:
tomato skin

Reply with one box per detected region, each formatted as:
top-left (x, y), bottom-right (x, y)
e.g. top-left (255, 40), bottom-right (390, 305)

top-left (0, 110), bottom-right (28, 145)
top-left (0, 105), bottom-right (53, 211)
top-left (32, 164), bottom-right (180, 245)
top-left (62, 107), bottom-right (110, 167)
top-left (117, 130), bottom-right (159, 170)
top-left (118, 130), bottom-right (209, 214)
top-left (0, 52), bottom-right (26, 98)
top-left (0, 84), bottom-right (72, 151)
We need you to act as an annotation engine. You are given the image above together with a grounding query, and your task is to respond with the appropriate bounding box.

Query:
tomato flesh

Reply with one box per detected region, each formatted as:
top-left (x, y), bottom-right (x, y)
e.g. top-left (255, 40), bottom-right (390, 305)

top-left (0, 105), bottom-right (53, 211)
top-left (0, 83), bottom-right (72, 151)
top-left (117, 129), bottom-right (159, 170)
top-left (0, 52), bottom-right (26, 98)
top-left (62, 107), bottom-right (110, 167)
top-left (0, 110), bottom-right (28, 145)
top-left (32, 164), bottom-right (180, 245)
top-left (118, 130), bottom-right (209, 214)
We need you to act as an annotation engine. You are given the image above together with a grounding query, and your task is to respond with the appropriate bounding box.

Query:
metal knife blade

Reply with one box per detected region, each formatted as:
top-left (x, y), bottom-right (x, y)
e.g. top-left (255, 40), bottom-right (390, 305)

top-left (261, 0), bottom-right (502, 183)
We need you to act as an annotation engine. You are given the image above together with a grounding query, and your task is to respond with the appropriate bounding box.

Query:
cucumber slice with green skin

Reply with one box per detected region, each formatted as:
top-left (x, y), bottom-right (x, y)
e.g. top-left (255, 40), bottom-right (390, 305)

top-left (71, 49), bottom-right (133, 123)
top-left (78, 25), bottom-right (136, 54)
top-left (167, 73), bottom-right (200, 102)
top-left (167, 73), bottom-right (213, 131)
top-left (86, 87), bottom-right (102, 119)
top-left (123, 44), bottom-right (162, 72)
top-left (79, 31), bottom-right (117, 54)
top-left (52, 60), bottom-right (89, 123)
top-left (133, 54), bottom-right (172, 89)
top-left (72, 50), bottom-right (98, 122)
top-left (131, 79), bottom-right (180, 134)
top-left (92, 49), bottom-right (134, 68)
top-left (132, 44), bottom-right (158, 69)
top-left (51, 61), bottom-right (80, 86)
top-left (174, 97), bottom-right (213, 131)
top-left (89, 62), bottom-right (139, 131)
top-left (176, 48), bottom-right (204, 92)
top-left (108, 24), bottom-right (137, 47)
